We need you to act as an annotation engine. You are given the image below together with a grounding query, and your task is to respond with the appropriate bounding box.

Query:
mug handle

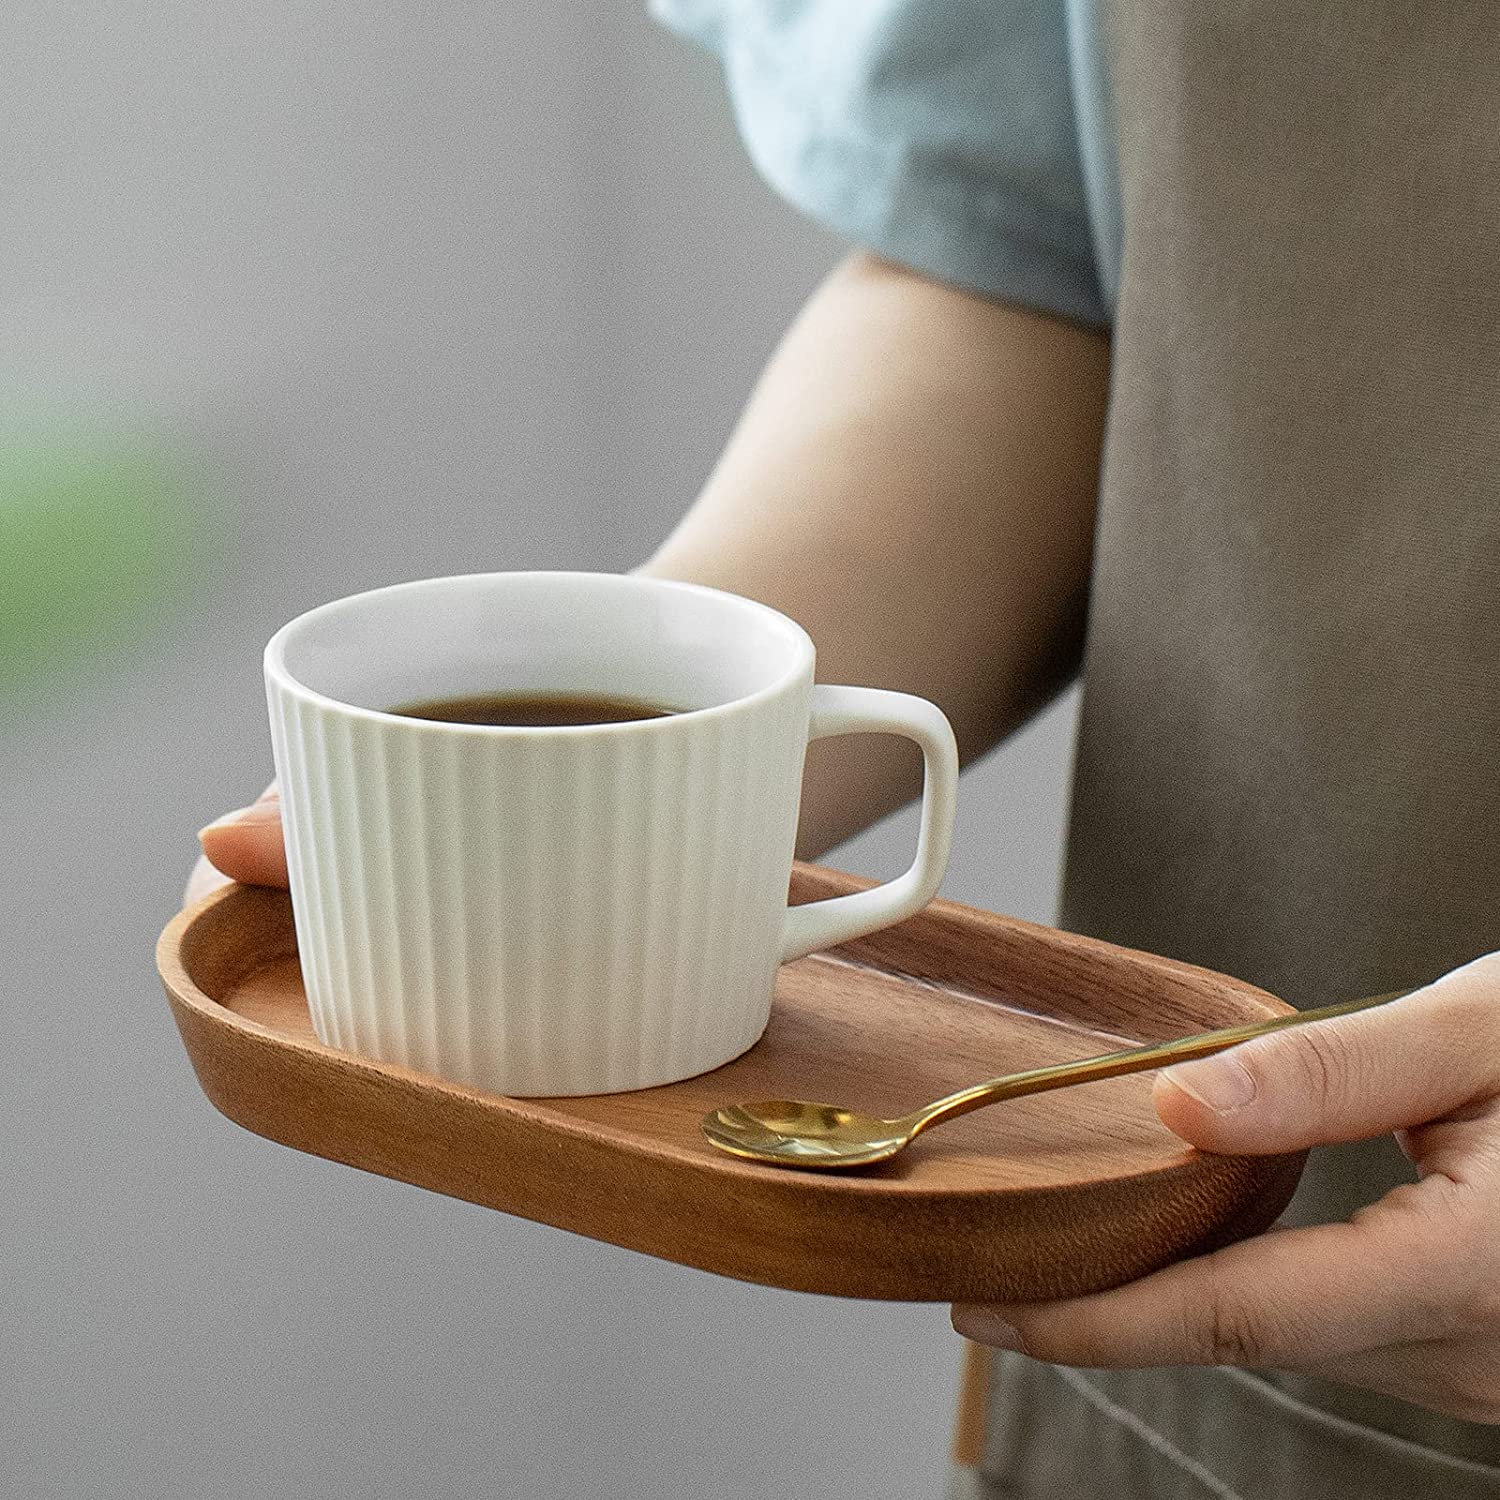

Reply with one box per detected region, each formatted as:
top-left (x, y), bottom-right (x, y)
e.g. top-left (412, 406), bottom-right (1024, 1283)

top-left (781, 684), bottom-right (960, 963)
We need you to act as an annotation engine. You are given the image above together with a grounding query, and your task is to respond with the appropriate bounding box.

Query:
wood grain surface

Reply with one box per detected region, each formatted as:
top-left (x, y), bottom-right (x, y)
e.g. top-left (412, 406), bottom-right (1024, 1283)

top-left (157, 864), bottom-right (1307, 1302)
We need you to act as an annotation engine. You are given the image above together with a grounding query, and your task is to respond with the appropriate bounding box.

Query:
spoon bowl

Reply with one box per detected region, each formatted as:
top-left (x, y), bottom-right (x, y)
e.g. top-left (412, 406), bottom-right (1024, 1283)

top-left (702, 1101), bottom-right (914, 1167)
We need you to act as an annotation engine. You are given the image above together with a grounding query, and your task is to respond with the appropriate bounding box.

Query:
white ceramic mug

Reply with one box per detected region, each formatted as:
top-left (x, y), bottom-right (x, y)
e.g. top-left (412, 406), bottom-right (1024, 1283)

top-left (264, 571), bottom-right (958, 1096)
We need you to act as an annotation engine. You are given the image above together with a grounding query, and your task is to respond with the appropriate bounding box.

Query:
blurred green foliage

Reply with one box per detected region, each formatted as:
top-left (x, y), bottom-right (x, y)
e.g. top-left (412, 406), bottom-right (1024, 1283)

top-left (1, 419), bottom-right (202, 699)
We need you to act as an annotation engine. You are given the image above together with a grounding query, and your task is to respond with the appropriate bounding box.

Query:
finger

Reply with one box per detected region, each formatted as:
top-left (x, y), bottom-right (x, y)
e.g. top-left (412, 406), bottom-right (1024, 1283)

top-left (951, 1176), bottom-right (1460, 1369)
top-left (197, 782), bottom-right (288, 888)
top-left (1153, 955), bottom-right (1500, 1155)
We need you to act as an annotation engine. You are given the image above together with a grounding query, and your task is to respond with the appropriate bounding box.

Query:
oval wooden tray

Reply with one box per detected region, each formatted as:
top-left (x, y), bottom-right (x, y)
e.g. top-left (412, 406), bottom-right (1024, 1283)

top-left (157, 865), bottom-right (1306, 1303)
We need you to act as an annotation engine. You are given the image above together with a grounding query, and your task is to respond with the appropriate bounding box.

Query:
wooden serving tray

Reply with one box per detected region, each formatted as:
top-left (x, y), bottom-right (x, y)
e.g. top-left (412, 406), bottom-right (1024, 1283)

top-left (158, 865), bottom-right (1306, 1303)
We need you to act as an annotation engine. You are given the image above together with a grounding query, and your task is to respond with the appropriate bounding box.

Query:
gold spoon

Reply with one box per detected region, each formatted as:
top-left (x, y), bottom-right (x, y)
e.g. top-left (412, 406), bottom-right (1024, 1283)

top-left (701, 986), bottom-right (1416, 1170)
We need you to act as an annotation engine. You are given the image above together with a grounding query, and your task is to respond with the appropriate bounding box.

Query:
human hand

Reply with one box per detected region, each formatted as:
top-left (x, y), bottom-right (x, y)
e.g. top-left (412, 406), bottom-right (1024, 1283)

top-left (183, 782), bottom-right (287, 904)
top-left (951, 957), bottom-right (1500, 1424)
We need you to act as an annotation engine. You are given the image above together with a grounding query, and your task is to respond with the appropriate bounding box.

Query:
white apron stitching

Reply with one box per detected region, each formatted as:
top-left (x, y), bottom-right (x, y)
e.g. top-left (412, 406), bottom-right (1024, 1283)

top-left (1051, 1366), bottom-right (1248, 1500)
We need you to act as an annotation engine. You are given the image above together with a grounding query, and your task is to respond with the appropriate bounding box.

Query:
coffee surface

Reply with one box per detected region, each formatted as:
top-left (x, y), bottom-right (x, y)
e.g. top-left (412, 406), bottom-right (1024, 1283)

top-left (388, 692), bottom-right (680, 727)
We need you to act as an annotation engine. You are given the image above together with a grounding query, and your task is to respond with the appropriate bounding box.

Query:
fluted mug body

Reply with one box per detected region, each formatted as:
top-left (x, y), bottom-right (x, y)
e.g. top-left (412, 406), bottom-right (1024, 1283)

top-left (264, 572), bottom-right (957, 1097)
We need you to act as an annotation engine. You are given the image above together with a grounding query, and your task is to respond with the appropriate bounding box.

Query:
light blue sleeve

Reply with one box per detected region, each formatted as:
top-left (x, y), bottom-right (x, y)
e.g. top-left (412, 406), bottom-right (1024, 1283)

top-left (651, 0), bottom-right (1107, 330)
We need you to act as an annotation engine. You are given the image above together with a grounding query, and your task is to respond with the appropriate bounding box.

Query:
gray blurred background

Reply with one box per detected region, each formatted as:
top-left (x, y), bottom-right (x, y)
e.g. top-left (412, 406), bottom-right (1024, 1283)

top-left (1, 5), bottom-right (1079, 1496)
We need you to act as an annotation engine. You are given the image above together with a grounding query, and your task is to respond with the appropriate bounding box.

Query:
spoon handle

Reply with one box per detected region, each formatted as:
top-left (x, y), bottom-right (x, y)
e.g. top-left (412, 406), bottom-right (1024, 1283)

top-left (904, 986), bottom-right (1418, 1139)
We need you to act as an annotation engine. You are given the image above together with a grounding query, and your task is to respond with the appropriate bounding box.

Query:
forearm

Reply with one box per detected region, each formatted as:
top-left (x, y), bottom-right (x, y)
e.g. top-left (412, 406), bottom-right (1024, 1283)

top-left (641, 253), bottom-right (1110, 856)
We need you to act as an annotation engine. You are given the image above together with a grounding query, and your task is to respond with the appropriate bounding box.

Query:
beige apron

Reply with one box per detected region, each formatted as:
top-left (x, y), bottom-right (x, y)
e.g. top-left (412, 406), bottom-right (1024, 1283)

top-left (952, 2), bottom-right (1500, 1494)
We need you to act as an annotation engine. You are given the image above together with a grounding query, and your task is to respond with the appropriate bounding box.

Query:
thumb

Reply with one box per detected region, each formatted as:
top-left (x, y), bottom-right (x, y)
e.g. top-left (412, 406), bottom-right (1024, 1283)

top-left (1153, 955), bottom-right (1500, 1154)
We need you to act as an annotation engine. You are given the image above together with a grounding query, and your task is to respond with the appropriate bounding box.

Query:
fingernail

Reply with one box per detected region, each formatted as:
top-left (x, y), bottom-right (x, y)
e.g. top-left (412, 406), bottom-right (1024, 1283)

top-left (198, 803), bottom-right (280, 839)
top-left (951, 1308), bottom-right (1024, 1352)
top-left (1163, 1054), bottom-right (1258, 1113)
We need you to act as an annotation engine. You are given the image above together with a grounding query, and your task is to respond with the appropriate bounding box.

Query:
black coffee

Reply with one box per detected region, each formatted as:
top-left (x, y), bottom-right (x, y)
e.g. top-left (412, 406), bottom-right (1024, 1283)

top-left (388, 692), bottom-right (681, 727)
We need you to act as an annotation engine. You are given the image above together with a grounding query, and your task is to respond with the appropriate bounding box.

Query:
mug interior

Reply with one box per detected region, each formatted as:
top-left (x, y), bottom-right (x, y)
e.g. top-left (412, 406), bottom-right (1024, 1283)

top-left (266, 572), bottom-right (813, 722)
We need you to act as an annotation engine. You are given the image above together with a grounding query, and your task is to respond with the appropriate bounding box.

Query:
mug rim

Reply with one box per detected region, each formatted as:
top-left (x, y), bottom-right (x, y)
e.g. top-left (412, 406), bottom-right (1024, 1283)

top-left (263, 570), bottom-right (817, 734)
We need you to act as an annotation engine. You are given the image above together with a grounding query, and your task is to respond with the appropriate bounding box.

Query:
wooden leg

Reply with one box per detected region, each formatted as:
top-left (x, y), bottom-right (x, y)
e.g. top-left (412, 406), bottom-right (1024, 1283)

top-left (951, 1338), bottom-right (995, 1469)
